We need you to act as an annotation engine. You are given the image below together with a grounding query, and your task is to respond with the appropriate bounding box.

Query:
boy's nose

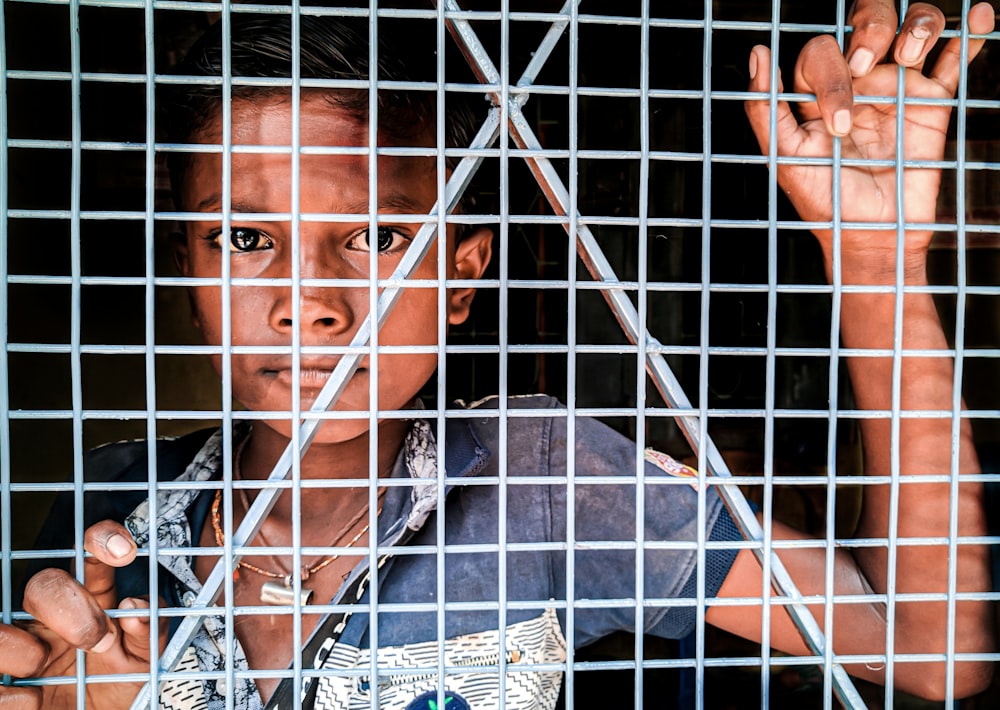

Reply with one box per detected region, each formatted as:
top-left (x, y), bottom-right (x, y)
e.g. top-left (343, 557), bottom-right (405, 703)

top-left (268, 276), bottom-right (360, 339)
top-left (272, 287), bottom-right (358, 338)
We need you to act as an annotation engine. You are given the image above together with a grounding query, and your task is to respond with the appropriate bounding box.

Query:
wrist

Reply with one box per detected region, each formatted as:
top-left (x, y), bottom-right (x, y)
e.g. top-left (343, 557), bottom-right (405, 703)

top-left (817, 230), bottom-right (932, 286)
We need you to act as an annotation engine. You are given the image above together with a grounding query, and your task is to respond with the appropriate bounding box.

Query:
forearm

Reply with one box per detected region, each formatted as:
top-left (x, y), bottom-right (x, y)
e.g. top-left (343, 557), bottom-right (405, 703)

top-left (832, 235), bottom-right (993, 690)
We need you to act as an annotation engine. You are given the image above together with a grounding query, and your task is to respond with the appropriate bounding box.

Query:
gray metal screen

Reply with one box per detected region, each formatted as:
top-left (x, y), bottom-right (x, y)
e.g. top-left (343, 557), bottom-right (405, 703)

top-left (2, 1), bottom-right (999, 709)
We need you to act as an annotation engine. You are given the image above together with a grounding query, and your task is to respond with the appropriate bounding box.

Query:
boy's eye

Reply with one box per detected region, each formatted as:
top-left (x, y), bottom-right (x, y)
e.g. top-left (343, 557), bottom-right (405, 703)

top-left (349, 226), bottom-right (411, 254)
top-left (209, 227), bottom-right (274, 253)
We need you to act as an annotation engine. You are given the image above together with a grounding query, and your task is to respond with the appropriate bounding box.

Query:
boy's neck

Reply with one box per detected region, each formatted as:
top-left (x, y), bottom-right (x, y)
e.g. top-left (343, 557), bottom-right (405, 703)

top-left (236, 418), bottom-right (411, 525)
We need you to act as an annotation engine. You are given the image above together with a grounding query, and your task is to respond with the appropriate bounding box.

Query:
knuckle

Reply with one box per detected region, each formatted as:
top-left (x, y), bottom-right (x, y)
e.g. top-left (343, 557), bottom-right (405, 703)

top-left (851, 4), bottom-right (898, 46)
top-left (850, 0), bottom-right (899, 30)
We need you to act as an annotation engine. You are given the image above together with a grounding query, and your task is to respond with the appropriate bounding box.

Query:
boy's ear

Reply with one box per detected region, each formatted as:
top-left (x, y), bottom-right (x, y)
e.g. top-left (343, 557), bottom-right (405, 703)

top-left (447, 227), bottom-right (493, 326)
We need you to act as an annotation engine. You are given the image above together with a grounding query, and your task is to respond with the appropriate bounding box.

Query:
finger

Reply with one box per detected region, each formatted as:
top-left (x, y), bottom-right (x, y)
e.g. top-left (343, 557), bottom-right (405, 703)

top-left (83, 520), bottom-right (137, 610)
top-left (117, 597), bottom-right (168, 661)
top-left (22, 568), bottom-right (116, 653)
top-left (893, 3), bottom-right (945, 70)
top-left (745, 45), bottom-right (807, 157)
top-left (929, 2), bottom-right (996, 95)
top-left (0, 624), bottom-right (49, 677)
top-left (795, 35), bottom-right (855, 137)
top-left (845, 0), bottom-right (899, 76)
top-left (0, 687), bottom-right (43, 709)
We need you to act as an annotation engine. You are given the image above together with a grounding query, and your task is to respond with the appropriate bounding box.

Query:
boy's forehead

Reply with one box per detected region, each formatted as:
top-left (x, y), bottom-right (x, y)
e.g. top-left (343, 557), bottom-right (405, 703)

top-left (180, 94), bottom-right (441, 213)
top-left (195, 93), bottom-right (434, 149)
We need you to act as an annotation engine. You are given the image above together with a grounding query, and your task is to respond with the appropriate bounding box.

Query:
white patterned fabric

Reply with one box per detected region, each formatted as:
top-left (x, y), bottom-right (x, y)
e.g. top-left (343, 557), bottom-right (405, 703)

top-left (159, 647), bottom-right (211, 710)
top-left (314, 608), bottom-right (566, 710)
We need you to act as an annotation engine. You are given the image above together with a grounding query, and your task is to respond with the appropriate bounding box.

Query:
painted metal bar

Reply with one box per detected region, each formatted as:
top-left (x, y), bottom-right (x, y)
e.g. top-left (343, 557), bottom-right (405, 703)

top-left (945, 2), bottom-right (974, 705)
top-left (217, 4), bottom-right (237, 709)
top-left (140, 0), bottom-right (161, 704)
top-left (67, 0), bottom-right (88, 705)
top-left (696, 3), bottom-right (717, 705)
top-left (823, 2), bottom-right (848, 707)
top-left (286, 2), bottom-right (305, 705)
top-left (562, 0), bottom-right (580, 706)
top-left (0, 1), bottom-right (12, 694)
top-left (633, 0), bottom-right (651, 705)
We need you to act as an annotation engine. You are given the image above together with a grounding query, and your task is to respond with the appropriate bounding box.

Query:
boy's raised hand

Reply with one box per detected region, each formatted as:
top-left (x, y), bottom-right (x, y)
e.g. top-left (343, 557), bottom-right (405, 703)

top-left (744, 0), bottom-right (995, 259)
top-left (0, 521), bottom-right (166, 709)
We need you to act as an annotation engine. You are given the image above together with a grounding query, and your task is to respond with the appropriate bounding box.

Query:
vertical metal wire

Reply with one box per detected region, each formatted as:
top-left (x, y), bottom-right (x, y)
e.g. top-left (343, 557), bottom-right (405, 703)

top-left (944, 2), bottom-right (974, 704)
top-left (695, 2), bottom-right (716, 706)
top-left (142, 0), bottom-right (161, 705)
top-left (564, 2), bottom-right (579, 708)
top-left (434, 3), bottom-right (449, 707)
top-left (0, 0), bottom-right (11, 685)
top-left (496, 3), bottom-right (512, 706)
top-left (67, 0), bottom-right (86, 705)
top-left (218, 4), bottom-right (237, 708)
top-left (825, 2), bottom-right (848, 707)
top-left (760, 1), bottom-right (788, 704)
top-left (634, 1), bottom-right (651, 706)
top-left (760, 0), bottom-right (783, 702)
top-left (365, 3), bottom-right (382, 705)
top-left (289, 2), bottom-right (306, 703)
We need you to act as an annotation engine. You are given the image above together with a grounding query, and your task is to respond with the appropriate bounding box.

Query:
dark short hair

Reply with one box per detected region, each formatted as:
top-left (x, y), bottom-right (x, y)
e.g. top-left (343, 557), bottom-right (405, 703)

top-left (161, 13), bottom-right (486, 237)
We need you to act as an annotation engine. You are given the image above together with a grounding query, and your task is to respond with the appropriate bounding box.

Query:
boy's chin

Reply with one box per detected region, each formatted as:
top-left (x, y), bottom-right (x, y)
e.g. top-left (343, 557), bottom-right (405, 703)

top-left (257, 415), bottom-right (376, 446)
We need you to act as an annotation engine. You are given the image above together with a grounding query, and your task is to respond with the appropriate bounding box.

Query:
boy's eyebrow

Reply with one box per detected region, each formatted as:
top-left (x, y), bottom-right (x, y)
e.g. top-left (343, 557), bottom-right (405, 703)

top-left (341, 193), bottom-right (427, 215)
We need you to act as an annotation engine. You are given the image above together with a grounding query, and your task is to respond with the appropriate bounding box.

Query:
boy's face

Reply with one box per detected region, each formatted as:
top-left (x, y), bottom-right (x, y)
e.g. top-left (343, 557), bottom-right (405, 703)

top-left (173, 94), bottom-right (492, 444)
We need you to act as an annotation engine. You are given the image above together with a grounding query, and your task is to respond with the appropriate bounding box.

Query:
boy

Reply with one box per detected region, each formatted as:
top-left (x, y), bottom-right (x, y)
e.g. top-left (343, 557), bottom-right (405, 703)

top-left (1, 2), bottom-right (995, 708)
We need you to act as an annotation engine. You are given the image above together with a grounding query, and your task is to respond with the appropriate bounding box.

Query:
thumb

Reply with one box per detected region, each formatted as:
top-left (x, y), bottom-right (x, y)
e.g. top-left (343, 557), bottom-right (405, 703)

top-left (82, 520), bottom-right (138, 611)
top-left (744, 45), bottom-right (802, 158)
top-left (117, 597), bottom-right (169, 662)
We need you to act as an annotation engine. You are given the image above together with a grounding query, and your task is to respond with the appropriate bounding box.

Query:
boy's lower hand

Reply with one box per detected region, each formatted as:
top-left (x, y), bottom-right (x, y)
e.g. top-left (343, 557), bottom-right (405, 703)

top-left (0, 521), bottom-right (167, 710)
top-left (744, 0), bottom-right (995, 273)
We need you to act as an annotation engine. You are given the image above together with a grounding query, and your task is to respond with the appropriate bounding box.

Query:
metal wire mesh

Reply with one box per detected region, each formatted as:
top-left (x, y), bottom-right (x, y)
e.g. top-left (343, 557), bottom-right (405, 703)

top-left (2, 1), bottom-right (999, 709)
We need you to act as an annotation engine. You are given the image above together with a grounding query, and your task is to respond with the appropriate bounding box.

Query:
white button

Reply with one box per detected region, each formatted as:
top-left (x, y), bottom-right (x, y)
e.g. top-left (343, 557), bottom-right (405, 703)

top-left (216, 678), bottom-right (227, 695)
top-left (181, 591), bottom-right (196, 607)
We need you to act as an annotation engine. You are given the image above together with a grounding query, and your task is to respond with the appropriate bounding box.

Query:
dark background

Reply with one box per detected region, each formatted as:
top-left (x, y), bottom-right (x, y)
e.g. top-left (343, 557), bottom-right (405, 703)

top-left (3, 1), bottom-right (998, 707)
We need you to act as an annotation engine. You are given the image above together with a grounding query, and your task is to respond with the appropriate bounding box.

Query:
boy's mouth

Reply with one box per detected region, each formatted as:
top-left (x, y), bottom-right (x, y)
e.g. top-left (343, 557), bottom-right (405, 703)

top-left (264, 359), bottom-right (369, 390)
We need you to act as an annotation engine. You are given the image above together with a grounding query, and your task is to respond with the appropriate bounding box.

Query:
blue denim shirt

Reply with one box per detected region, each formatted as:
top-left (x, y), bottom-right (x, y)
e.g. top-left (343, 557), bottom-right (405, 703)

top-left (28, 395), bottom-right (741, 710)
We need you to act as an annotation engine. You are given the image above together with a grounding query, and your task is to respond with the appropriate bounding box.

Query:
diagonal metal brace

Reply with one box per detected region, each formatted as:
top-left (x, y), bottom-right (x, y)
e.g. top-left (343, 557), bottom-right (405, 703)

top-left (442, 1), bottom-right (866, 708)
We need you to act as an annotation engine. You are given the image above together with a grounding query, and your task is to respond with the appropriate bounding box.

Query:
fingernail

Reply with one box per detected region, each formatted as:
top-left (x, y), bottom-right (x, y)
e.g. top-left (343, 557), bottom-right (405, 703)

top-left (899, 34), bottom-right (927, 64)
top-left (833, 109), bottom-right (852, 135)
top-left (107, 534), bottom-right (133, 560)
top-left (91, 626), bottom-right (116, 653)
top-left (749, 51), bottom-right (758, 81)
top-left (849, 47), bottom-right (875, 76)
top-left (119, 597), bottom-right (137, 610)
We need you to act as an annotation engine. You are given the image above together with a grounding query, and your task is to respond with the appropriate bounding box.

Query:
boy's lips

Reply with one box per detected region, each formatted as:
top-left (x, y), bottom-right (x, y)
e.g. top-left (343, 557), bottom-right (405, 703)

top-left (263, 358), bottom-right (369, 389)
